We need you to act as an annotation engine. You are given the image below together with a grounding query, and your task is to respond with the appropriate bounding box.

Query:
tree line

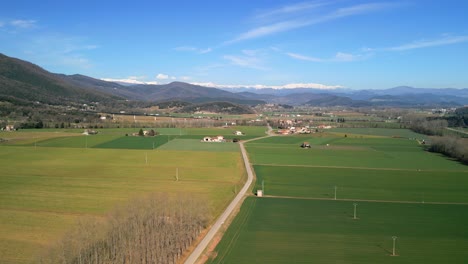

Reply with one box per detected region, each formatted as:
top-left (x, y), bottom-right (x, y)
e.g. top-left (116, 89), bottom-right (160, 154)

top-left (38, 194), bottom-right (210, 264)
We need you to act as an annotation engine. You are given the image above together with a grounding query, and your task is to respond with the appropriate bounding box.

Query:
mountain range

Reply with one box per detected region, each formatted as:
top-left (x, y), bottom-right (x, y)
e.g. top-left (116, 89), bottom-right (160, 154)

top-left (1, 53), bottom-right (467, 110)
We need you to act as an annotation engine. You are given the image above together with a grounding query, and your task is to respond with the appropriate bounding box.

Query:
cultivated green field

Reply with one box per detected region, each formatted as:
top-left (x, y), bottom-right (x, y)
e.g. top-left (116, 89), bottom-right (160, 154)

top-left (208, 197), bottom-right (468, 264)
top-left (158, 139), bottom-right (240, 152)
top-left (330, 127), bottom-right (426, 139)
top-left (1, 126), bottom-right (266, 149)
top-left (246, 136), bottom-right (466, 171)
top-left (0, 128), bottom-right (247, 263)
top-left (254, 165), bottom-right (468, 203)
top-left (209, 128), bottom-right (468, 264)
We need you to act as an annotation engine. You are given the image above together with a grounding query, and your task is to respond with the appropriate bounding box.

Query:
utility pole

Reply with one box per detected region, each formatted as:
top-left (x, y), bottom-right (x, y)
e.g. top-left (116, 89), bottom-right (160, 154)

top-left (391, 236), bottom-right (398, 256)
top-left (353, 203), bottom-right (358, 219)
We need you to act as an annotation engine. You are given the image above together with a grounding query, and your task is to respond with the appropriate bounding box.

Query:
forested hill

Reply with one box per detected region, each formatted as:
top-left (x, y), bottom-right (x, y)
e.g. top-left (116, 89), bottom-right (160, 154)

top-left (0, 53), bottom-right (123, 106)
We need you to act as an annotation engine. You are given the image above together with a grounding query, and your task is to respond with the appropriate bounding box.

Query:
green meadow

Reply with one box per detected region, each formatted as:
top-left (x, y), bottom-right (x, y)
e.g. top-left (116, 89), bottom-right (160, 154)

top-left (246, 136), bottom-right (466, 171)
top-left (0, 128), bottom-right (248, 263)
top-left (209, 128), bottom-right (468, 264)
top-left (254, 165), bottom-right (468, 203)
top-left (208, 197), bottom-right (468, 264)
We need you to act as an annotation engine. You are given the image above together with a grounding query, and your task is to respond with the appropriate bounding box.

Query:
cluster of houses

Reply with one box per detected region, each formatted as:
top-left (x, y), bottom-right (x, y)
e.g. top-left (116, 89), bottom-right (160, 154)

top-left (276, 124), bottom-right (333, 135)
top-left (201, 131), bottom-right (244, 143)
top-left (202, 135), bottom-right (226, 142)
top-left (131, 129), bottom-right (157, 137)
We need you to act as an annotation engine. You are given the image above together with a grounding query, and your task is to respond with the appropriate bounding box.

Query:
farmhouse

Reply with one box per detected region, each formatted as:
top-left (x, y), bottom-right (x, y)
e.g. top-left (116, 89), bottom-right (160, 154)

top-left (202, 135), bottom-right (225, 142)
top-left (2, 125), bottom-right (15, 131)
top-left (83, 129), bottom-right (98, 135)
top-left (234, 131), bottom-right (244, 136)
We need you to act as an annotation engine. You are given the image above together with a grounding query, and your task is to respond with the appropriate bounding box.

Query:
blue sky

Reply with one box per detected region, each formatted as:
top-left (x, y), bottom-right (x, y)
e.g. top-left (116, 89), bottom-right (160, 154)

top-left (1, 0), bottom-right (467, 89)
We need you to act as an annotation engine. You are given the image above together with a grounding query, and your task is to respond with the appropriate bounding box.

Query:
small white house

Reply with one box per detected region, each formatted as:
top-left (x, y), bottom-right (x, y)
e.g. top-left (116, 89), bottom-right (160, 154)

top-left (257, 190), bottom-right (263, 197)
top-left (234, 131), bottom-right (244, 136)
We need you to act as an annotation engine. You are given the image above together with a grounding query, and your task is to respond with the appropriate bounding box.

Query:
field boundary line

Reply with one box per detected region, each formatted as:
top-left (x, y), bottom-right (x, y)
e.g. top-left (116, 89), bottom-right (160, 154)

top-left (253, 163), bottom-right (466, 173)
top-left (263, 195), bottom-right (468, 205)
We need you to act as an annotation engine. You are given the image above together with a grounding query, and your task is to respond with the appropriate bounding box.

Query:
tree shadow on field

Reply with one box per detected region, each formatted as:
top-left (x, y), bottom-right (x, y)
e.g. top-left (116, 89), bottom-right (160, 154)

top-left (376, 243), bottom-right (392, 255)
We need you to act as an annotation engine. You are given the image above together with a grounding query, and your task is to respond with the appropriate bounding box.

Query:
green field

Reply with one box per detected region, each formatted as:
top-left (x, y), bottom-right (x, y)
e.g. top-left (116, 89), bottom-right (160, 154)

top-left (209, 128), bottom-right (468, 263)
top-left (158, 139), bottom-right (240, 152)
top-left (330, 128), bottom-right (426, 139)
top-left (1, 126), bottom-right (266, 149)
top-left (254, 165), bottom-right (468, 203)
top-left (208, 197), bottom-right (468, 264)
top-left (246, 137), bottom-right (466, 171)
top-left (0, 142), bottom-right (245, 263)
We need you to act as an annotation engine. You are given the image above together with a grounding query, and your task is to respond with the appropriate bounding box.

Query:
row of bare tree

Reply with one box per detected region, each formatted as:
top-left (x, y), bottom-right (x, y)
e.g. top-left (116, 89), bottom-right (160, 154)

top-left (428, 136), bottom-right (468, 164)
top-left (38, 194), bottom-right (210, 264)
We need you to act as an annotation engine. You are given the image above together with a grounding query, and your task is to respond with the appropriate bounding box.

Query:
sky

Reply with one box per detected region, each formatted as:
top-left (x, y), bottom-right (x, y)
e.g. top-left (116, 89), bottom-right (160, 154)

top-left (1, 0), bottom-right (468, 90)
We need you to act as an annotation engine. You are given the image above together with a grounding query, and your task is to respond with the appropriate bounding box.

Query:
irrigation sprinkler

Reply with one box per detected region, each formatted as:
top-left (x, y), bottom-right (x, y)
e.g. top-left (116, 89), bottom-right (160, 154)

top-left (353, 203), bottom-right (358, 219)
top-left (391, 236), bottom-right (398, 256)
top-left (334, 186), bottom-right (337, 200)
top-left (176, 167), bottom-right (179, 181)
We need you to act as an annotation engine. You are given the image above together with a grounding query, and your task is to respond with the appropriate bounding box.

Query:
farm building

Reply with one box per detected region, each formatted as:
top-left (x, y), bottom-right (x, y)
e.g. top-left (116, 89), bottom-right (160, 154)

top-left (234, 131), bottom-right (244, 136)
top-left (301, 142), bottom-right (311, 148)
top-left (2, 125), bottom-right (15, 131)
top-left (256, 190), bottom-right (263, 197)
top-left (202, 135), bottom-right (226, 142)
top-left (83, 129), bottom-right (98, 135)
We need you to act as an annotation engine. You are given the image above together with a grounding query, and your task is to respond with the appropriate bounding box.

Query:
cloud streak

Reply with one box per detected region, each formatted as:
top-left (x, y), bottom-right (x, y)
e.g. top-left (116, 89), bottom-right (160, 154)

top-left (287, 51), bottom-right (368, 62)
top-left (10, 19), bottom-right (37, 29)
top-left (227, 2), bottom-right (399, 44)
top-left (174, 46), bottom-right (212, 54)
top-left (255, 1), bottom-right (329, 20)
top-left (223, 49), bottom-right (270, 70)
top-left (386, 35), bottom-right (468, 51)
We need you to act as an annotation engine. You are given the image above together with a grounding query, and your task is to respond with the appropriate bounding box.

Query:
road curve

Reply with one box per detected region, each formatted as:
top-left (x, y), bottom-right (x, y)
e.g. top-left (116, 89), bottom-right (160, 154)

top-left (183, 140), bottom-right (255, 264)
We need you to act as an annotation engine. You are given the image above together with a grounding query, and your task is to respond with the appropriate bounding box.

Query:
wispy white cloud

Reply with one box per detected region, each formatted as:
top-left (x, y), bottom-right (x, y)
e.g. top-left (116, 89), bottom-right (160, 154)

top-left (287, 51), bottom-right (369, 62)
top-left (255, 1), bottom-right (329, 20)
top-left (191, 82), bottom-right (343, 90)
top-left (227, 2), bottom-right (400, 44)
top-left (223, 51), bottom-right (267, 70)
top-left (226, 20), bottom-right (309, 44)
top-left (10, 19), bottom-right (37, 29)
top-left (386, 35), bottom-right (468, 51)
top-left (174, 46), bottom-right (212, 54)
top-left (327, 3), bottom-right (397, 19)
top-left (287, 52), bottom-right (323, 62)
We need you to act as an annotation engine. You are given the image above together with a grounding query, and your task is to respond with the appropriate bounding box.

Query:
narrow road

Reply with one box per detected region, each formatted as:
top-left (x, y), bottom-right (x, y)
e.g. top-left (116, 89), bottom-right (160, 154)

top-left (446, 127), bottom-right (468, 135)
top-left (183, 140), bottom-right (255, 264)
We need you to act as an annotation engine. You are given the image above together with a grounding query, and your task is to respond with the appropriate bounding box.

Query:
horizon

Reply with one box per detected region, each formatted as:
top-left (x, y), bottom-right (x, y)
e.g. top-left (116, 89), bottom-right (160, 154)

top-left (1, 1), bottom-right (468, 90)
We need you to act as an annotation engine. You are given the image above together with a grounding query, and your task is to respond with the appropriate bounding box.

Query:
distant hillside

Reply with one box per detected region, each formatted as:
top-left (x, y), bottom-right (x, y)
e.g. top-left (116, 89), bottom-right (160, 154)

top-left (304, 94), bottom-right (371, 107)
top-left (0, 53), bottom-right (122, 106)
top-left (121, 82), bottom-right (264, 105)
top-left (176, 101), bottom-right (255, 114)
